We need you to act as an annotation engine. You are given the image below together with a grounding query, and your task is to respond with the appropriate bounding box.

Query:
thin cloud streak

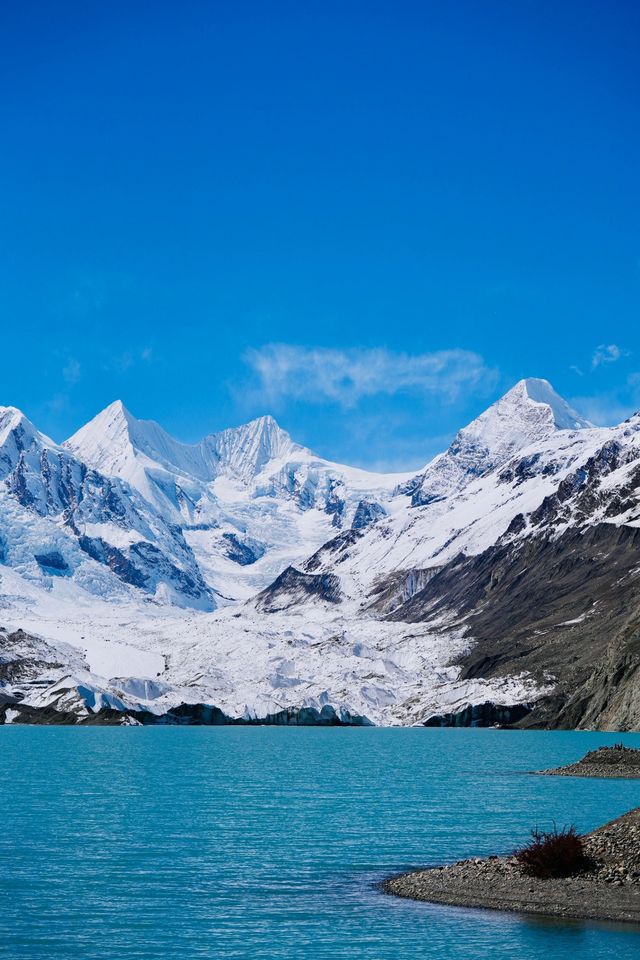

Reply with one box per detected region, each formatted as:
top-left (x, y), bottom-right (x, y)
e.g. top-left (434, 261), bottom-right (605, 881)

top-left (244, 344), bottom-right (498, 408)
top-left (591, 344), bottom-right (628, 369)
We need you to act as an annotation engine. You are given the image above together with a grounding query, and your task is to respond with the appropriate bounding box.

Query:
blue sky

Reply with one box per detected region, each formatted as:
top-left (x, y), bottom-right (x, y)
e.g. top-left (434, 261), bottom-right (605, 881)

top-left (1, 0), bottom-right (638, 469)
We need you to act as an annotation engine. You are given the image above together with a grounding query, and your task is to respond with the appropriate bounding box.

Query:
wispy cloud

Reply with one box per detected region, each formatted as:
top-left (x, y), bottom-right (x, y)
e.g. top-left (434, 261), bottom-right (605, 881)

top-left (62, 358), bottom-right (81, 385)
top-left (244, 344), bottom-right (497, 408)
top-left (104, 346), bottom-right (155, 375)
top-left (591, 343), bottom-right (628, 369)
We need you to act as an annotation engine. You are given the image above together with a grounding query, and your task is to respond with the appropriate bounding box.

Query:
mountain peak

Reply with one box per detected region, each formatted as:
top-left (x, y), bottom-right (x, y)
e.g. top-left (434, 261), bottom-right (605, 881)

top-left (0, 405), bottom-right (55, 450)
top-left (203, 414), bottom-right (302, 482)
top-left (451, 377), bottom-right (592, 464)
top-left (0, 405), bottom-right (28, 435)
top-left (101, 398), bottom-right (132, 421)
top-left (505, 378), bottom-right (592, 431)
top-left (248, 413), bottom-right (278, 428)
top-left (66, 400), bottom-right (137, 467)
top-left (65, 400), bottom-right (210, 493)
top-left (405, 378), bottom-right (593, 506)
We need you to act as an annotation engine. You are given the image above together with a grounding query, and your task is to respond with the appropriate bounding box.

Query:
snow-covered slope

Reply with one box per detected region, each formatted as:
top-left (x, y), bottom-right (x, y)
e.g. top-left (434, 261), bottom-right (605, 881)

top-left (398, 378), bottom-right (592, 506)
top-left (3, 379), bottom-right (640, 728)
top-left (66, 403), bottom-right (412, 601)
top-left (0, 564), bottom-right (545, 726)
top-left (280, 379), bottom-right (597, 606)
top-left (0, 406), bottom-right (212, 609)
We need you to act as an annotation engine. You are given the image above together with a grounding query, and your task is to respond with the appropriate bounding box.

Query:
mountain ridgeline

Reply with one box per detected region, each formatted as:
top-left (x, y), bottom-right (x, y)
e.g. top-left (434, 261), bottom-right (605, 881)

top-left (1, 378), bottom-right (639, 729)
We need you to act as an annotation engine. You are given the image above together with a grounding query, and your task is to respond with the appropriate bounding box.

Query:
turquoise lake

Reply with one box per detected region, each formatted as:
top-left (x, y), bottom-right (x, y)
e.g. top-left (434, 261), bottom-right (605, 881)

top-left (1, 727), bottom-right (640, 959)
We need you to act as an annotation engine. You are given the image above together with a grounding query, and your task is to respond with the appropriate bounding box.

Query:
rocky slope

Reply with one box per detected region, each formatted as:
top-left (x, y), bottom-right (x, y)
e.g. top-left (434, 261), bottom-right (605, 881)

top-left (539, 745), bottom-right (640, 777)
top-left (2, 378), bottom-right (640, 727)
top-left (373, 415), bottom-right (640, 729)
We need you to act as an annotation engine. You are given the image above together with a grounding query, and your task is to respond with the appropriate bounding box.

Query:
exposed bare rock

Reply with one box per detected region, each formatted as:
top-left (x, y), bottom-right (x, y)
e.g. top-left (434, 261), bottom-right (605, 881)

top-left (254, 566), bottom-right (343, 612)
top-left (538, 745), bottom-right (640, 778)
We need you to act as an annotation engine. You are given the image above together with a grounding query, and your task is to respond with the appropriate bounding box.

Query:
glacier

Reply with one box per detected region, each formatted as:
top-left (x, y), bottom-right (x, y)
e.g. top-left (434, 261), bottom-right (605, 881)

top-left (1, 377), bottom-right (639, 727)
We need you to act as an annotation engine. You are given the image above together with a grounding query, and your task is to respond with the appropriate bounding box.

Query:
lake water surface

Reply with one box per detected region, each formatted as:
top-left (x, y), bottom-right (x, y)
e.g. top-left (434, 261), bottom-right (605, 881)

top-left (1, 727), bottom-right (640, 959)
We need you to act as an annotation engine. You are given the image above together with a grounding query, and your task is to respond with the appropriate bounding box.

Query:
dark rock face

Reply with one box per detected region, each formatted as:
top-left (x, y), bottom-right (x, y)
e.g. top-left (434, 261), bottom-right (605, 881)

top-left (385, 523), bottom-right (640, 730)
top-left (302, 529), bottom-right (363, 572)
top-left (34, 551), bottom-right (69, 575)
top-left (557, 643), bottom-right (640, 732)
top-left (351, 499), bottom-right (386, 530)
top-left (0, 701), bottom-right (81, 725)
top-left (78, 535), bottom-right (148, 589)
top-left (424, 701), bottom-right (532, 727)
top-left (407, 434), bottom-right (488, 506)
top-left (254, 566), bottom-right (342, 612)
top-left (74, 532), bottom-right (211, 602)
top-left (131, 541), bottom-right (210, 600)
top-left (222, 532), bottom-right (265, 566)
top-left (497, 453), bottom-right (562, 486)
top-left (324, 480), bottom-right (347, 527)
top-left (367, 566), bottom-right (443, 615)
top-left (528, 439), bottom-right (640, 532)
top-left (0, 628), bottom-right (69, 684)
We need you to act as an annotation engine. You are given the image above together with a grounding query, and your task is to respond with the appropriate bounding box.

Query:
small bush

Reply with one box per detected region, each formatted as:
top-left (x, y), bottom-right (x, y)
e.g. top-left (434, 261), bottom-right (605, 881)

top-left (514, 825), bottom-right (593, 879)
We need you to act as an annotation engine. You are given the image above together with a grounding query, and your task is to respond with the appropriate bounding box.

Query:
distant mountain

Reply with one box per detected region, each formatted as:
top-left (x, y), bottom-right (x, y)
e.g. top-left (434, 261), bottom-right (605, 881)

top-left (0, 406), bottom-right (211, 608)
top-left (66, 403), bottom-right (410, 601)
top-left (65, 402), bottom-right (304, 506)
top-left (397, 378), bottom-right (592, 506)
top-left (3, 380), bottom-right (640, 731)
top-left (287, 378), bottom-right (598, 604)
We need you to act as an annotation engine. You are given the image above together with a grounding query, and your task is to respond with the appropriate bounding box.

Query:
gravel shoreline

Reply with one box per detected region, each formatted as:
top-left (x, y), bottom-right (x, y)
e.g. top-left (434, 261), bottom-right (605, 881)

top-left (536, 745), bottom-right (640, 780)
top-left (384, 807), bottom-right (640, 925)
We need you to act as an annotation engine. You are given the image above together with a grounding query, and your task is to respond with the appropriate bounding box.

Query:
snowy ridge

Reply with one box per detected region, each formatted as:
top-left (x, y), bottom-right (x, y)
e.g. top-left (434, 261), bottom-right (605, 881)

top-left (0, 404), bottom-right (212, 609)
top-left (67, 403), bottom-right (412, 602)
top-left (2, 379), bottom-right (640, 727)
top-left (398, 378), bottom-right (592, 506)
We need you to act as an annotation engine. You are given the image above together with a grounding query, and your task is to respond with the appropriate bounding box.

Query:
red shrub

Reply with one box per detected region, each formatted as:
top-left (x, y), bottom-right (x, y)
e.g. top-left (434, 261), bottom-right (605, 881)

top-left (514, 825), bottom-right (593, 879)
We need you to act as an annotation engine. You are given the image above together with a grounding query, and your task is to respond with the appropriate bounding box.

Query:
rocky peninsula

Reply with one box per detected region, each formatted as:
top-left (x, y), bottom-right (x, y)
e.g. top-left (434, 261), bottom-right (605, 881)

top-left (384, 807), bottom-right (640, 925)
top-left (537, 744), bottom-right (640, 779)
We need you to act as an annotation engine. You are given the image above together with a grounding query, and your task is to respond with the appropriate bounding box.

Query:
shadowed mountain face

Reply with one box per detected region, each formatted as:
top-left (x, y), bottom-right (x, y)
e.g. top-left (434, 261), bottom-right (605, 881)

top-left (382, 523), bottom-right (640, 725)
top-left (2, 382), bottom-right (640, 728)
top-left (0, 402), bottom-right (404, 608)
top-left (0, 407), bottom-right (212, 608)
top-left (372, 415), bottom-right (640, 729)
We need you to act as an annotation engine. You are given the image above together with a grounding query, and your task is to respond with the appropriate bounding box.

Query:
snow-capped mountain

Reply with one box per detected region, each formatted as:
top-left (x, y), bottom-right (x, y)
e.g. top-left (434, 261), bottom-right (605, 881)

top-left (288, 379), bottom-right (598, 603)
top-left (65, 402), bottom-right (305, 507)
top-left (397, 377), bottom-right (592, 506)
top-left (66, 402), bottom-right (412, 601)
top-left (2, 378), bottom-right (640, 730)
top-left (0, 406), bottom-right (211, 608)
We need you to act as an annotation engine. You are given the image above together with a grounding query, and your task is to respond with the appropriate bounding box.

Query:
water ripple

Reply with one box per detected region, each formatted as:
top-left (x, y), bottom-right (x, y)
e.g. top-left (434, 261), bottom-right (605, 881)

top-left (1, 727), bottom-right (640, 959)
